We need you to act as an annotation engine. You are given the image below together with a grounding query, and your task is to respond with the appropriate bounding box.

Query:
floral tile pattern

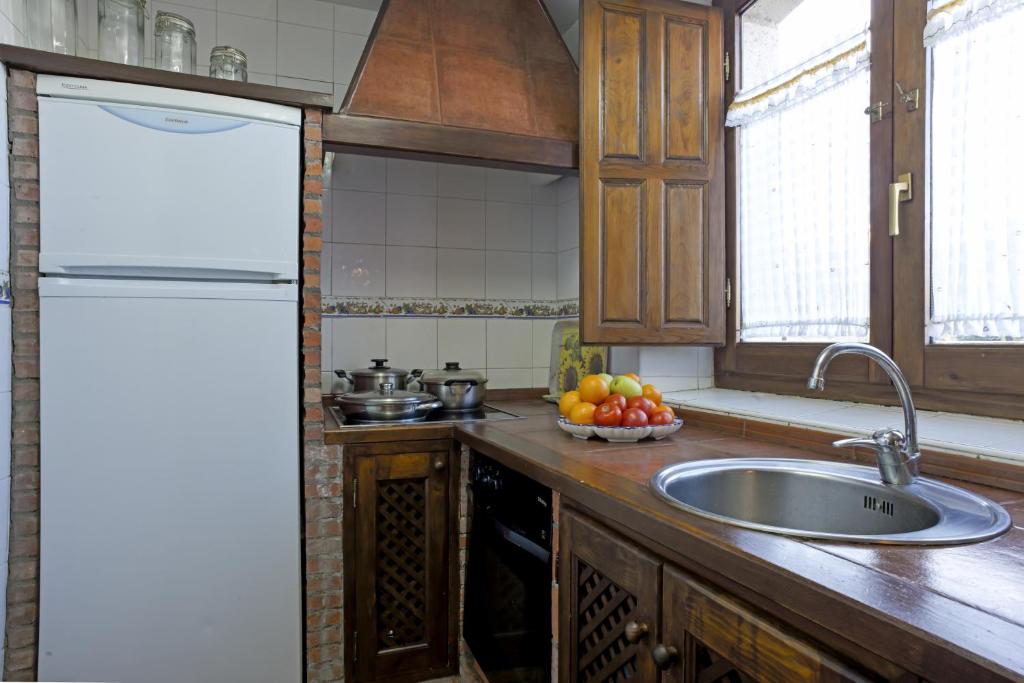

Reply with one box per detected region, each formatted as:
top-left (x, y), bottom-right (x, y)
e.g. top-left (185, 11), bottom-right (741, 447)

top-left (0, 270), bottom-right (10, 305)
top-left (322, 295), bottom-right (579, 319)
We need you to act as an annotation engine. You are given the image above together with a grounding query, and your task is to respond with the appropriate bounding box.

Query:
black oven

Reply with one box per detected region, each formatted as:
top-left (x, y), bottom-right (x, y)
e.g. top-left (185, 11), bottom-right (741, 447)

top-left (464, 453), bottom-right (552, 683)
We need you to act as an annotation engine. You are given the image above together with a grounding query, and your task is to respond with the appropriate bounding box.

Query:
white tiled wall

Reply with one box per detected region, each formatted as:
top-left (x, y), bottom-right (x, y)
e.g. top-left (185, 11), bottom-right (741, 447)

top-left (610, 346), bottom-right (715, 392)
top-left (322, 154), bottom-right (567, 391)
top-left (0, 62), bottom-right (11, 673)
top-left (0, 0), bottom-right (379, 105)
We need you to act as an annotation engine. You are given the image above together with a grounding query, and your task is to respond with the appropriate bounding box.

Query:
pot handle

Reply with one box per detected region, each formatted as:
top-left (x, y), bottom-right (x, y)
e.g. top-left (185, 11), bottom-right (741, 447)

top-left (443, 378), bottom-right (479, 387)
top-left (416, 399), bottom-right (444, 413)
top-left (334, 369), bottom-right (349, 378)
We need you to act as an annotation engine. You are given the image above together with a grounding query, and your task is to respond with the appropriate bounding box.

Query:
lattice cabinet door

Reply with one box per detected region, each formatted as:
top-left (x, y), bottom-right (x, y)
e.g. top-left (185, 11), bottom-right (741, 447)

top-left (350, 442), bottom-right (458, 683)
top-left (559, 510), bottom-right (662, 683)
top-left (658, 565), bottom-right (878, 683)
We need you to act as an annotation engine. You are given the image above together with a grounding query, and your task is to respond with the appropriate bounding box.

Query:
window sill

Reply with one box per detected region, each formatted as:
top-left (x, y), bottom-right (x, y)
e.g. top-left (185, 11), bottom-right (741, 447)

top-left (662, 388), bottom-right (1024, 465)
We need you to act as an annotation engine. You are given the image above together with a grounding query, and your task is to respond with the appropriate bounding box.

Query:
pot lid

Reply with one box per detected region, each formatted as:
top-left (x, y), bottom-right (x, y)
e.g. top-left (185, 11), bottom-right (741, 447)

top-left (339, 382), bottom-right (436, 407)
top-left (420, 362), bottom-right (487, 384)
top-left (348, 358), bottom-right (409, 378)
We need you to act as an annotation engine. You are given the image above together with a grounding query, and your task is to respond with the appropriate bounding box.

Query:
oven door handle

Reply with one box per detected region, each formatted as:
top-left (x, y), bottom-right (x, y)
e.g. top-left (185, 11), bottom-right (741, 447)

top-left (493, 519), bottom-right (551, 563)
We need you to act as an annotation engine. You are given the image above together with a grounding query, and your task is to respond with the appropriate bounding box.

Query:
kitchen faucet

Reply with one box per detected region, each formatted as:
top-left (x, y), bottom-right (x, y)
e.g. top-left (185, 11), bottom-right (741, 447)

top-left (807, 342), bottom-right (920, 485)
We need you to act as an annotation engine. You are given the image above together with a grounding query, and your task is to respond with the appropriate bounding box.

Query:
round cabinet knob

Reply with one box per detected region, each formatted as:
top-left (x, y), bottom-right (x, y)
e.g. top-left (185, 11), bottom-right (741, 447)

top-left (433, 458), bottom-right (446, 472)
top-left (623, 621), bottom-right (649, 644)
top-left (651, 644), bottom-right (679, 671)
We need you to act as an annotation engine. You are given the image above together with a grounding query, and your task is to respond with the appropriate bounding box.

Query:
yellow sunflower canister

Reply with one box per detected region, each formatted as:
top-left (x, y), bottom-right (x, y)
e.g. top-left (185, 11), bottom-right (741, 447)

top-left (548, 320), bottom-right (609, 395)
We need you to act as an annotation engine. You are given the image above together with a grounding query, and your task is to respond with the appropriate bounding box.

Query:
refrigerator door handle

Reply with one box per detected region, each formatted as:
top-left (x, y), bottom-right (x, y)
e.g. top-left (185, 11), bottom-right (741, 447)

top-left (39, 253), bottom-right (297, 282)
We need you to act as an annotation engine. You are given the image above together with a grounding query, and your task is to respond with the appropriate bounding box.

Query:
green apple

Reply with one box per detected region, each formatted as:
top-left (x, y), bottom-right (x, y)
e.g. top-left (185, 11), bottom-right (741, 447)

top-left (609, 375), bottom-right (643, 398)
top-left (597, 373), bottom-right (614, 386)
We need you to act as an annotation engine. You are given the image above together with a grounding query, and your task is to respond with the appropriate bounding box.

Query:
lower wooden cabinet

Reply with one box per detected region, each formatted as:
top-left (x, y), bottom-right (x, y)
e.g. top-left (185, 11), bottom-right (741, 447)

top-left (559, 509), bottom-right (914, 683)
top-left (343, 439), bottom-right (459, 683)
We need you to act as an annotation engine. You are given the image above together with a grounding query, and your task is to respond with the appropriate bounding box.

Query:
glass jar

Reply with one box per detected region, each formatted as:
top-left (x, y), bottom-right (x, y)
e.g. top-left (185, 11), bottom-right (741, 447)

top-left (209, 46), bottom-right (248, 82)
top-left (99, 0), bottom-right (145, 66)
top-left (25, 0), bottom-right (77, 55)
top-left (154, 11), bottom-right (196, 74)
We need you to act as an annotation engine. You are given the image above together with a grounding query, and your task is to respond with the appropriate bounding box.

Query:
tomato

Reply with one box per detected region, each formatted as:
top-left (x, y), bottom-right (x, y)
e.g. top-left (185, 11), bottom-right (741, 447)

top-left (624, 372), bottom-right (642, 384)
top-left (578, 375), bottom-right (611, 405)
top-left (558, 390), bottom-right (581, 417)
top-left (641, 384), bottom-right (662, 406)
top-left (649, 410), bottom-right (674, 426)
top-left (568, 401), bottom-right (597, 425)
top-left (593, 403), bottom-right (623, 427)
top-left (626, 396), bottom-right (657, 417)
top-left (603, 393), bottom-right (627, 411)
top-left (621, 408), bottom-right (649, 427)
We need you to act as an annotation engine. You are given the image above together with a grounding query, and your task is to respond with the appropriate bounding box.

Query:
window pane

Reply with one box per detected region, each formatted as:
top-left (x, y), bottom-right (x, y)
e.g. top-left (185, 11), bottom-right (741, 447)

top-left (928, 7), bottom-right (1024, 344)
top-left (737, 0), bottom-right (871, 343)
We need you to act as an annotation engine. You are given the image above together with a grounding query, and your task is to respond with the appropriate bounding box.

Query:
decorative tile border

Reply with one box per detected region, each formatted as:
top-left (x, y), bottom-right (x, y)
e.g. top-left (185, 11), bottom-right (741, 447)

top-left (321, 296), bottom-right (580, 319)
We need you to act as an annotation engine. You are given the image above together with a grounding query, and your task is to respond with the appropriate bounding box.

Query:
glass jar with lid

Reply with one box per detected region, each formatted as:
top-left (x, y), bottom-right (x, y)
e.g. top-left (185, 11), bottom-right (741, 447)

top-left (154, 11), bottom-right (196, 74)
top-left (25, 0), bottom-right (77, 55)
top-left (209, 46), bottom-right (248, 82)
top-left (99, 0), bottom-right (145, 66)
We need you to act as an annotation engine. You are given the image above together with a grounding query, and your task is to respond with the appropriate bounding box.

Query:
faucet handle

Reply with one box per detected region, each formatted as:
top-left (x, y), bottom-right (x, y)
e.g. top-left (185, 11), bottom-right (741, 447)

top-left (834, 428), bottom-right (905, 451)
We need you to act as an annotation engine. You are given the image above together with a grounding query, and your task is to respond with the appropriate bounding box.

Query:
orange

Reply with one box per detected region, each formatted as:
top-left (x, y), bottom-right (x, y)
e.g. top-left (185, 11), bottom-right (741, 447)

top-left (569, 401), bottom-right (598, 425)
top-left (624, 372), bottom-right (642, 384)
top-left (578, 375), bottom-right (611, 405)
top-left (651, 404), bottom-right (674, 418)
top-left (641, 383), bottom-right (662, 406)
top-left (558, 390), bottom-right (582, 417)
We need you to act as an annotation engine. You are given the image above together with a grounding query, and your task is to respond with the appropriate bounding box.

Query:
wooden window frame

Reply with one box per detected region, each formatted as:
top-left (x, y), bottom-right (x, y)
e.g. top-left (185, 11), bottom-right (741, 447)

top-left (713, 0), bottom-right (1024, 420)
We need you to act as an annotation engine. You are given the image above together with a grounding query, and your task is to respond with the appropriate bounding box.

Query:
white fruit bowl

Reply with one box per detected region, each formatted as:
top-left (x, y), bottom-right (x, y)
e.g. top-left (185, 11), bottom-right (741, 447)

top-left (556, 417), bottom-right (683, 442)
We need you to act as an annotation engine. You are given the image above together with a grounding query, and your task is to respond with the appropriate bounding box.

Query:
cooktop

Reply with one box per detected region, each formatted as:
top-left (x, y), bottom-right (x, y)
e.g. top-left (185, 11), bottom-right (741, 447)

top-left (329, 403), bottom-right (523, 427)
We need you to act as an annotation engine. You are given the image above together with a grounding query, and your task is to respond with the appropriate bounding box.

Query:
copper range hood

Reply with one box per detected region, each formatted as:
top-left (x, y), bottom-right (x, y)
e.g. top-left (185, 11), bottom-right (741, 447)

top-left (324, 0), bottom-right (579, 172)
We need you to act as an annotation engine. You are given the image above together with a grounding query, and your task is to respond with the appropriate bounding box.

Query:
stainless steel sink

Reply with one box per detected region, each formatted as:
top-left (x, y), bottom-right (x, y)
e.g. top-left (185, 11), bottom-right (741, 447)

top-left (650, 459), bottom-right (1012, 545)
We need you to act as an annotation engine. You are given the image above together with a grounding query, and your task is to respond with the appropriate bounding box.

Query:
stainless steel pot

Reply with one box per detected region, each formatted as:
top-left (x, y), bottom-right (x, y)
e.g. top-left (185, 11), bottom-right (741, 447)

top-left (333, 358), bottom-right (410, 394)
top-left (335, 382), bottom-right (442, 423)
top-left (419, 362), bottom-right (487, 412)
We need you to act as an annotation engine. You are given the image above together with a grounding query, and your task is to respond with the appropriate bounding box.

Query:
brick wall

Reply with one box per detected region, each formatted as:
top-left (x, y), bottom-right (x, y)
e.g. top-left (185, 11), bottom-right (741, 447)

top-left (301, 110), bottom-right (346, 682)
top-left (4, 67), bottom-right (40, 682)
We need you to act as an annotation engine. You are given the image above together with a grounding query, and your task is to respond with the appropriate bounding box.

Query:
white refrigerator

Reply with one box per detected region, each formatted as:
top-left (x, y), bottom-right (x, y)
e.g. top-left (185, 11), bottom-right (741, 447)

top-left (36, 76), bottom-right (303, 683)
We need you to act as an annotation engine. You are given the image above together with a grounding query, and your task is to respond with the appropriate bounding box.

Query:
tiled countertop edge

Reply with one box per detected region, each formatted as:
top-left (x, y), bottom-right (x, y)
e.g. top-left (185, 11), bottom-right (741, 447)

top-left (663, 388), bottom-right (1024, 465)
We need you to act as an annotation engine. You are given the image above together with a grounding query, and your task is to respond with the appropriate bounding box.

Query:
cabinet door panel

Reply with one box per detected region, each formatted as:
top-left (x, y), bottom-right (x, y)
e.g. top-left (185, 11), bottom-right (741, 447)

top-left (664, 181), bottom-right (707, 324)
top-left (664, 17), bottom-right (706, 162)
top-left (581, 0), bottom-right (724, 344)
top-left (602, 180), bottom-right (646, 323)
top-left (661, 566), bottom-right (873, 683)
top-left (353, 448), bottom-right (454, 682)
top-left (560, 511), bottom-right (661, 683)
top-left (602, 8), bottom-right (645, 160)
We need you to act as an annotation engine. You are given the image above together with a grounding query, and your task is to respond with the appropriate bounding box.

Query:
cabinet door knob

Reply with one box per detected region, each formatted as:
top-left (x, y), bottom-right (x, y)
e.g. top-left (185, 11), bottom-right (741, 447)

top-left (624, 621), bottom-right (649, 643)
top-left (651, 644), bottom-right (679, 670)
top-left (433, 458), bottom-right (445, 472)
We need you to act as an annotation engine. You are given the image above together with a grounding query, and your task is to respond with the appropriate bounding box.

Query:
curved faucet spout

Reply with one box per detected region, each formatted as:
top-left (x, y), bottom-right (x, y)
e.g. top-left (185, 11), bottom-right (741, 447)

top-left (808, 342), bottom-right (920, 485)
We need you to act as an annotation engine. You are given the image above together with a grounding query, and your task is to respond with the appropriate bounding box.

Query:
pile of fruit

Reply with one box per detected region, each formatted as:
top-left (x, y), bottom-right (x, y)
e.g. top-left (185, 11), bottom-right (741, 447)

top-left (558, 373), bottom-right (675, 427)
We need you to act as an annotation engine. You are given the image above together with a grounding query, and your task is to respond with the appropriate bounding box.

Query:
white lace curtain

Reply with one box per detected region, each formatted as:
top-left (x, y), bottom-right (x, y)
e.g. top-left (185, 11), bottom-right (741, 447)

top-left (728, 16), bottom-right (871, 342)
top-left (926, 0), bottom-right (1024, 342)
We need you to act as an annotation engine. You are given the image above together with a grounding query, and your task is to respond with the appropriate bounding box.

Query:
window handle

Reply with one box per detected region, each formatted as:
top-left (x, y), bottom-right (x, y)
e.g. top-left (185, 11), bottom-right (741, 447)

top-left (889, 173), bottom-right (912, 236)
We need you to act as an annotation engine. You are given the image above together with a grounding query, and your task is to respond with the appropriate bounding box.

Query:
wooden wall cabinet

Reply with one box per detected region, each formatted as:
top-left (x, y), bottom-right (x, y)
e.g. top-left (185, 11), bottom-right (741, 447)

top-left (343, 439), bottom-right (460, 683)
top-left (579, 0), bottom-right (726, 344)
top-left (559, 510), bottom-right (915, 683)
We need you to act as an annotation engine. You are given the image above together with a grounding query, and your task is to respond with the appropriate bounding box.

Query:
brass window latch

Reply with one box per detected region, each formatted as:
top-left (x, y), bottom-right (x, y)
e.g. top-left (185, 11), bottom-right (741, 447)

top-left (865, 82), bottom-right (919, 123)
top-left (864, 101), bottom-right (887, 122)
top-left (889, 173), bottom-right (912, 237)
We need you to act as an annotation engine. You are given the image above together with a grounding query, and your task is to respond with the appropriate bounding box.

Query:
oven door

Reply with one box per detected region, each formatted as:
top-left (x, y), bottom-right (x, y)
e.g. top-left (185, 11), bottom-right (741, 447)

top-left (465, 500), bottom-right (552, 683)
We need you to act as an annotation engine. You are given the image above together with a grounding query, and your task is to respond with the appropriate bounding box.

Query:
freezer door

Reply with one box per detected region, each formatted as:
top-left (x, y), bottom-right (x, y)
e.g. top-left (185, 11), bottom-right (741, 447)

top-left (38, 278), bottom-right (301, 683)
top-left (38, 96), bottom-right (300, 280)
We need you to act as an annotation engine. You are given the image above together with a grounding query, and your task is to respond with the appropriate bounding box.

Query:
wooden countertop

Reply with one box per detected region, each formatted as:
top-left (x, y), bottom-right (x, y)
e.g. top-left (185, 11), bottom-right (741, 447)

top-left (0, 44), bottom-right (333, 109)
top-left (447, 400), bottom-right (1024, 682)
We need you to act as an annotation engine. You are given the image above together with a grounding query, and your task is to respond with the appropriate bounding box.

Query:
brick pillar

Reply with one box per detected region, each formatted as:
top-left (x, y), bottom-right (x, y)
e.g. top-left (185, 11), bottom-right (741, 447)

top-left (300, 109), bottom-right (345, 682)
top-left (5, 68), bottom-right (41, 682)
